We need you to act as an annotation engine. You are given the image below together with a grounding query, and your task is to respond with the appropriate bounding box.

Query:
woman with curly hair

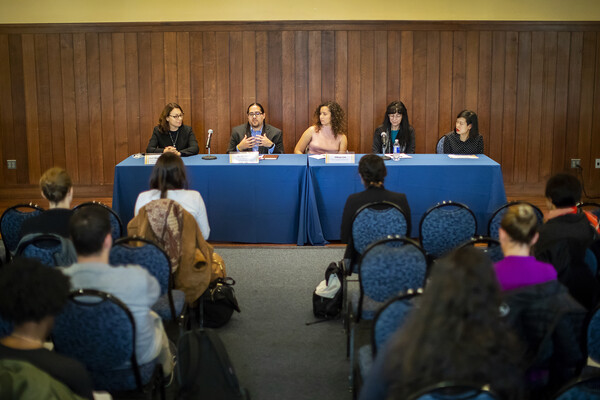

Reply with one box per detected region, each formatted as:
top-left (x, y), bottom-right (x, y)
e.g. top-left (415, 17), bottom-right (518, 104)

top-left (146, 102), bottom-right (199, 156)
top-left (372, 101), bottom-right (415, 154)
top-left (294, 101), bottom-right (348, 154)
top-left (360, 247), bottom-right (523, 400)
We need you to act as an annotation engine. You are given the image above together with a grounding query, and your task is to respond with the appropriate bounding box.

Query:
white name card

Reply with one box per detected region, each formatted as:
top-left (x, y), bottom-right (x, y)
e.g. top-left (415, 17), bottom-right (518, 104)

top-left (230, 151), bottom-right (259, 164)
top-left (144, 154), bottom-right (161, 165)
top-left (325, 153), bottom-right (355, 164)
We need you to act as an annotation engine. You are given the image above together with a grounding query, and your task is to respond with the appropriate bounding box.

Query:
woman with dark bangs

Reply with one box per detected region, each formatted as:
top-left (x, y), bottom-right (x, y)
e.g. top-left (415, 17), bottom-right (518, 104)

top-left (442, 109), bottom-right (484, 154)
top-left (372, 101), bottom-right (415, 154)
top-left (360, 247), bottom-right (522, 400)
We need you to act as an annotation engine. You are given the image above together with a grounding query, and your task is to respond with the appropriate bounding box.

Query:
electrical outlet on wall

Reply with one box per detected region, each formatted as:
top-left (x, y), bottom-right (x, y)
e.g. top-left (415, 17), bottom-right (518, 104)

top-left (596, 158), bottom-right (600, 168)
top-left (571, 159), bottom-right (581, 169)
top-left (7, 160), bottom-right (16, 169)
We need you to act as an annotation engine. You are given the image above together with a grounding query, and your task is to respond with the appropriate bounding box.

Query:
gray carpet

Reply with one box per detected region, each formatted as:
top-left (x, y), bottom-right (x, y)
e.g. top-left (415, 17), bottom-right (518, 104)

top-left (215, 246), bottom-right (351, 400)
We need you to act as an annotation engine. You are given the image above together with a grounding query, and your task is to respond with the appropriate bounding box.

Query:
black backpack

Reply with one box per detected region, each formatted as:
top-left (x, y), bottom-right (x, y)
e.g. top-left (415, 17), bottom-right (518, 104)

top-left (312, 261), bottom-right (343, 319)
top-left (177, 328), bottom-right (249, 400)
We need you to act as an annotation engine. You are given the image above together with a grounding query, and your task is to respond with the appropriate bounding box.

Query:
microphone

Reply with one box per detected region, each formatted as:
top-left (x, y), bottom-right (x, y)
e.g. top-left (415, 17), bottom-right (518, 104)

top-left (380, 131), bottom-right (391, 160)
top-left (202, 129), bottom-right (217, 160)
top-left (205, 129), bottom-right (213, 149)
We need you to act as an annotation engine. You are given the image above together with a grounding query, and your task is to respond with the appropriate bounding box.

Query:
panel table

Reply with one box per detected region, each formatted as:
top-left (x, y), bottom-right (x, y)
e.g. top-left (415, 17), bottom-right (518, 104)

top-left (306, 154), bottom-right (507, 242)
top-left (112, 154), bottom-right (309, 244)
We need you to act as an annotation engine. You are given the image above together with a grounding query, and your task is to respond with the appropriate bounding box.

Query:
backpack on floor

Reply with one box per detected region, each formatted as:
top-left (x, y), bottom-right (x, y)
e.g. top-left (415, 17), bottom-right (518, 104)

top-left (177, 328), bottom-right (249, 400)
top-left (312, 261), bottom-right (343, 319)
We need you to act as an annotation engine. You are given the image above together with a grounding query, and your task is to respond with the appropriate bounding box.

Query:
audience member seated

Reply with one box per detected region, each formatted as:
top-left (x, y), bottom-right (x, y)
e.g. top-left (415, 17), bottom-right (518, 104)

top-left (371, 101), bottom-right (415, 154)
top-left (534, 172), bottom-right (599, 310)
top-left (0, 258), bottom-right (94, 399)
top-left (60, 205), bottom-right (174, 377)
top-left (359, 247), bottom-right (523, 400)
top-left (442, 110), bottom-right (484, 154)
top-left (340, 154), bottom-right (411, 267)
top-left (146, 102), bottom-right (199, 156)
top-left (20, 167), bottom-right (74, 239)
top-left (134, 152), bottom-right (210, 240)
top-left (495, 203), bottom-right (557, 291)
top-left (294, 101), bottom-right (348, 154)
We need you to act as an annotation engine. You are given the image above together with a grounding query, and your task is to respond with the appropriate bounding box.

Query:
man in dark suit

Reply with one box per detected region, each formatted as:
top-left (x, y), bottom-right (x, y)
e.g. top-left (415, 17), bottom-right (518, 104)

top-left (226, 103), bottom-right (284, 154)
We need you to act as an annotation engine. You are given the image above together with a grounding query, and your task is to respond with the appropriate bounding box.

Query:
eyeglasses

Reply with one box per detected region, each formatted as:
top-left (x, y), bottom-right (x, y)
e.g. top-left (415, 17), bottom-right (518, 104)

top-left (169, 114), bottom-right (184, 119)
top-left (248, 112), bottom-right (263, 117)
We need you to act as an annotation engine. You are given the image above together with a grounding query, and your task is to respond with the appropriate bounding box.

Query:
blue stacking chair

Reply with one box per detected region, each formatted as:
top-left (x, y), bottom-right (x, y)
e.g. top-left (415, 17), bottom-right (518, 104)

top-left (355, 290), bottom-right (422, 394)
top-left (0, 314), bottom-right (13, 337)
top-left (487, 201), bottom-right (544, 240)
top-left (53, 289), bottom-right (165, 397)
top-left (458, 236), bottom-right (504, 263)
top-left (419, 201), bottom-right (477, 260)
top-left (552, 374), bottom-right (600, 399)
top-left (349, 236), bottom-right (427, 390)
top-left (587, 304), bottom-right (600, 365)
top-left (0, 203), bottom-right (44, 262)
top-left (406, 382), bottom-right (501, 400)
top-left (73, 201), bottom-right (123, 241)
top-left (15, 233), bottom-right (77, 267)
top-left (436, 136), bottom-right (445, 154)
top-left (109, 236), bottom-right (186, 326)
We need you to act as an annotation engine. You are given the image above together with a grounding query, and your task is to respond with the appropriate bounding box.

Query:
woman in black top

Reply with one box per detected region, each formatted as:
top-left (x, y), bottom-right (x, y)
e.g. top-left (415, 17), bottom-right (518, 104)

top-left (372, 101), bottom-right (416, 154)
top-left (146, 102), bottom-right (199, 156)
top-left (442, 109), bottom-right (484, 154)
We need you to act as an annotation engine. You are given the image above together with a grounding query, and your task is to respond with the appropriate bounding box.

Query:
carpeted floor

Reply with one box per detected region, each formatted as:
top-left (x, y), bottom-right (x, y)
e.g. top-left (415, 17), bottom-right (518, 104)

top-left (215, 246), bottom-right (351, 400)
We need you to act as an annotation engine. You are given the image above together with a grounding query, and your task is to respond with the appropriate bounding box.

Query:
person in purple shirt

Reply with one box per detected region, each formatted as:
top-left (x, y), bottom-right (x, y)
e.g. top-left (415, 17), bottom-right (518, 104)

top-left (495, 204), bottom-right (557, 291)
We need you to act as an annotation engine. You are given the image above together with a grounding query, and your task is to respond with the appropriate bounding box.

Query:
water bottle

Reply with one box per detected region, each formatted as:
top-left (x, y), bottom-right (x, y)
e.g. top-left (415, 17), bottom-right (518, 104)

top-left (393, 139), bottom-right (400, 160)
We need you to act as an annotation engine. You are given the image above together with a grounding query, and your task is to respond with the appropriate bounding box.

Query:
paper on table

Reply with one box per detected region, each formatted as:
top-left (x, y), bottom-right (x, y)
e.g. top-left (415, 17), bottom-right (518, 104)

top-left (448, 154), bottom-right (479, 159)
top-left (309, 155), bottom-right (327, 159)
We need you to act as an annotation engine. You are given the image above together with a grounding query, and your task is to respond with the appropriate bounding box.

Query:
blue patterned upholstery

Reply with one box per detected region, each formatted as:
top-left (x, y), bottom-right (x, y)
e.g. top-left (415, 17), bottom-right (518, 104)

top-left (74, 202), bottom-right (123, 241)
top-left (110, 237), bottom-right (184, 322)
top-left (15, 233), bottom-right (77, 267)
top-left (352, 202), bottom-right (409, 255)
top-left (436, 136), bottom-right (445, 154)
top-left (585, 249), bottom-right (598, 278)
top-left (458, 237), bottom-right (504, 263)
top-left (554, 375), bottom-right (600, 400)
top-left (419, 202), bottom-right (477, 259)
top-left (53, 289), bottom-right (158, 392)
top-left (357, 237), bottom-right (427, 321)
top-left (0, 204), bottom-right (44, 258)
top-left (0, 314), bottom-right (13, 336)
top-left (588, 306), bottom-right (600, 362)
top-left (487, 201), bottom-right (544, 240)
top-left (407, 383), bottom-right (501, 400)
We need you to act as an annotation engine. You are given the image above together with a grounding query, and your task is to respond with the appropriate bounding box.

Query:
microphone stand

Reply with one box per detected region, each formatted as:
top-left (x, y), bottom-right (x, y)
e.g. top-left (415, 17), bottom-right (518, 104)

top-left (380, 133), bottom-right (391, 160)
top-left (202, 129), bottom-right (217, 160)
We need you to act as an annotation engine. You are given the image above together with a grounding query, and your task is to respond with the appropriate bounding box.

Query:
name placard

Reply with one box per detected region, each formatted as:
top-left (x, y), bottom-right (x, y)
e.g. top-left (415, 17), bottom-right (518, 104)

top-left (325, 153), bottom-right (355, 164)
top-left (144, 154), bottom-right (161, 165)
top-left (230, 151), bottom-right (259, 164)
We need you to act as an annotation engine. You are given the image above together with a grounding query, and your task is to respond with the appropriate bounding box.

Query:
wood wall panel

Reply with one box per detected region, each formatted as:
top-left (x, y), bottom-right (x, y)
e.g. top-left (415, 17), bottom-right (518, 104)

top-left (0, 21), bottom-right (599, 198)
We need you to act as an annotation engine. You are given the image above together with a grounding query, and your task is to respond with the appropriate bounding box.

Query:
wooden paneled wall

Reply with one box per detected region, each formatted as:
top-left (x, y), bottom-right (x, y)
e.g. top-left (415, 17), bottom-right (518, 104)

top-left (1, 21), bottom-right (599, 198)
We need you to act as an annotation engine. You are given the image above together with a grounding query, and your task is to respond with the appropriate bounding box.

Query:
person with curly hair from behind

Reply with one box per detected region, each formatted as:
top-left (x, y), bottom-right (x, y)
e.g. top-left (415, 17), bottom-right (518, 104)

top-left (294, 101), bottom-right (348, 154)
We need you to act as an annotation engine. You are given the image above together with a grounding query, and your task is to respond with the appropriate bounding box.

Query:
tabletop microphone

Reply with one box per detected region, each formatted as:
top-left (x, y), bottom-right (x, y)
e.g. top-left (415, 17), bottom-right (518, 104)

top-left (203, 129), bottom-right (217, 160)
top-left (380, 131), bottom-right (391, 160)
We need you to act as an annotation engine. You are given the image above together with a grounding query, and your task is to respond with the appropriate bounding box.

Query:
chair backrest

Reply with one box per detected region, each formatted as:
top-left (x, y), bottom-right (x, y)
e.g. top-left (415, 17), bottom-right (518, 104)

top-left (357, 236), bottom-right (427, 321)
top-left (407, 382), bottom-right (501, 400)
top-left (552, 373), bottom-right (600, 400)
top-left (15, 233), bottom-right (77, 267)
top-left (587, 304), bottom-right (600, 362)
top-left (487, 201), bottom-right (544, 240)
top-left (0, 314), bottom-right (13, 337)
top-left (53, 289), bottom-right (143, 390)
top-left (436, 136), bottom-right (445, 154)
top-left (0, 203), bottom-right (44, 258)
top-left (419, 201), bottom-right (477, 259)
top-left (73, 201), bottom-right (123, 241)
top-left (458, 236), bottom-right (504, 263)
top-left (372, 290), bottom-right (422, 356)
top-left (109, 236), bottom-right (172, 295)
top-left (351, 201), bottom-right (410, 255)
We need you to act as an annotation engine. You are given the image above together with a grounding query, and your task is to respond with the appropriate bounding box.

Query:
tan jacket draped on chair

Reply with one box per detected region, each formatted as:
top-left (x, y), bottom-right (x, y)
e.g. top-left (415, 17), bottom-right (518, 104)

top-left (127, 199), bottom-right (213, 303)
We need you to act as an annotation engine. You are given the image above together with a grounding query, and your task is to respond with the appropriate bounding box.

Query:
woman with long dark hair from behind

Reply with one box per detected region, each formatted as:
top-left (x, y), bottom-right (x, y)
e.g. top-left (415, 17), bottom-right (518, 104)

top-left (372, 101), bottom-right (415, 154)
top-left (360, 247), bottom-right (522, 400)
top-left (134, 152), bottom-right (210, 239)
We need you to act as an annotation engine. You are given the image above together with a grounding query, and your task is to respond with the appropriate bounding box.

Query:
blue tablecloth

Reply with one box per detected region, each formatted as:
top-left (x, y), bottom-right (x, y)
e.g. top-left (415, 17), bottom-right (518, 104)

top-left (113, 154), bottom-right (506, 245)
top-left (307, 154), bottom-right (507, 240)
top-left (112, 154), bottom-right (309, 244)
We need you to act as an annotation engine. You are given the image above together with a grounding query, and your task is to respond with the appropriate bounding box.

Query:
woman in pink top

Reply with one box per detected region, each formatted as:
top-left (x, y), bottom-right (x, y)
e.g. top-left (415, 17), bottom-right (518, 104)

top-left (494, 204), bottom-right (557, 291)
top-left (294, 101), bottom-right (348, 154)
